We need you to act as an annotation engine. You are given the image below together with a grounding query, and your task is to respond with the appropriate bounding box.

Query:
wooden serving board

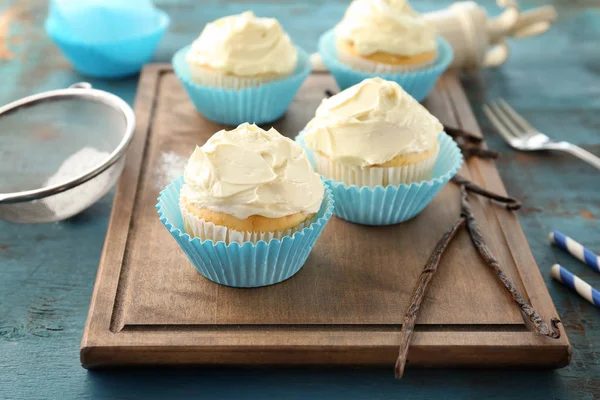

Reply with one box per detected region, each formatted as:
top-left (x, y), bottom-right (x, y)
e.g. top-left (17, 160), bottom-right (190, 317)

top-left (81, 65), bottom-right (571, 368)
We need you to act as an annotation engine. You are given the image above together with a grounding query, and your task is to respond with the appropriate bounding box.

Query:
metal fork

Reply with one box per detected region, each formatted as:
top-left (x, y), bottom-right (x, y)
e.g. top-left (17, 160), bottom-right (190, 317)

top-left (483, 99), bottom-right (600, 170)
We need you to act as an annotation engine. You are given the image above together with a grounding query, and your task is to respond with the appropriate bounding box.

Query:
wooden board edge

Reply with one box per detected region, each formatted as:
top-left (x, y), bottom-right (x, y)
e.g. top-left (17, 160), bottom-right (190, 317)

top-left (80, 66), bottom-right (572, 369)
top-left (81, 65), bottom-right (164, 352)
top-left (81, 339), bottom-right (571, 369)
top-left (140, 63), bottom-right (172, 73)
top-left (81, 329), bottom-right (571, 369)
top-left (442, 77), bottom-right (570, 348)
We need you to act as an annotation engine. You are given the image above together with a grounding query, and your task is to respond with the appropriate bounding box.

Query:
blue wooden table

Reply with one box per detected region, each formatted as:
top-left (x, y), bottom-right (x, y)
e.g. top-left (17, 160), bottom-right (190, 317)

top-left (1, 0), bottom-right (599, 398)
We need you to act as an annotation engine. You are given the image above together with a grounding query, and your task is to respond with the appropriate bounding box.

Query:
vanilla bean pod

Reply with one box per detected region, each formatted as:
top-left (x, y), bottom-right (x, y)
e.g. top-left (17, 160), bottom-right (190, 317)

top-left (459, 185), bottom-right (562, 339)
top-left (452, 174), bottom-right (521, 210)
top-left (444, 125), bottom-right (482, 144)
top-left (460, 144), bottom-right (500, 160)
top-left (444, 125), bottom-right (499, 159)
top-left (396, 175), bottom-right (559, 379)
top-left (395, 216), bottom-right (466, 379)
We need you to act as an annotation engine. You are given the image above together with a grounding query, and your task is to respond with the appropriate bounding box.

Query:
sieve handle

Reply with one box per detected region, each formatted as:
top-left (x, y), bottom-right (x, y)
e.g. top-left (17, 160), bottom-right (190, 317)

top-left (69, 82), bottom-right (92, 89)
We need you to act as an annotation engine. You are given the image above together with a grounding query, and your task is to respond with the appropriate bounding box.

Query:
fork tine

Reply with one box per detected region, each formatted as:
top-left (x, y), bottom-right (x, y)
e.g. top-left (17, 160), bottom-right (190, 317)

top-left (497, 99), bottom-right (537, 133)
top-left (483, 104), bottom-right (519, 144)
top-left (488, 100), bottom-right (528, 138)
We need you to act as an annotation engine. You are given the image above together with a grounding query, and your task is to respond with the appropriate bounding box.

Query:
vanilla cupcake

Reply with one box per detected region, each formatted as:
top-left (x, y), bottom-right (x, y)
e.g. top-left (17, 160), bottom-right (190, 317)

top-left (335, 0), bottom-right (437, 73)
top-left (173, 12), bottom-right (311, 125)
top-left (303, 78), bottom-right (442, 187)
top-left (180, 123), bottom-right (326, 244)
top-left (185, 11), bottom-right (298, 89)
top-left (317, 0), bottom-right (453, 101)
top-left (296, 78), bottom-right (462, 226)
top-left (159, 123), bottom-right (333, 286)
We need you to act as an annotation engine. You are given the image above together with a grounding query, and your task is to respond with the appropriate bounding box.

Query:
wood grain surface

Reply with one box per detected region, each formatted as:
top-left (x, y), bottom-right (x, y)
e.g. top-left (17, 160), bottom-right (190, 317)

top-left (2, 1), bottom-right (600, 398)
top-left (80, 67), bottom-right (570, 368)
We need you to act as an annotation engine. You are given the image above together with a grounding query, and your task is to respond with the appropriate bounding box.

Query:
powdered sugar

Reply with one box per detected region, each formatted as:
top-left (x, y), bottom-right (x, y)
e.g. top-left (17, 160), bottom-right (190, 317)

top-left (42, 147), bottom-right (112, 217)
top-left (45, 147), bottom-right (110, 187)
top-left (154, 151), bottom-right (187, 190)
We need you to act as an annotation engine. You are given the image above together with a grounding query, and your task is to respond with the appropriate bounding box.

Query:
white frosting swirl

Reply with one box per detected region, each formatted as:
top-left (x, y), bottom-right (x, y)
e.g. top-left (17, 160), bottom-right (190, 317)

top-left (303, 78), bottom-right (443, 167)
top-left (186, 11), bottom-right (298, 77)
top-left (335, 0), bottom-right (436, 56)
top-left (182, 123), bottom-right (324, 220)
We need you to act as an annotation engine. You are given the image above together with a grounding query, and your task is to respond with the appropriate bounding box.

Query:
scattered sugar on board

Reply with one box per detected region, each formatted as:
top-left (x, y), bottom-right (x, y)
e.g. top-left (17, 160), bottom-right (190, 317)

top-left (154, 151), bottom-right (187, 190)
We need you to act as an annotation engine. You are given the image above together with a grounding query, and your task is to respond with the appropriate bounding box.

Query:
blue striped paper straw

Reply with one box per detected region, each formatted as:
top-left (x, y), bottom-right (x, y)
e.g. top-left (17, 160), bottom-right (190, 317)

top-left (551, 264), bottom-right (600, 308)
top-left (549, 231), bottom-right (600, 273)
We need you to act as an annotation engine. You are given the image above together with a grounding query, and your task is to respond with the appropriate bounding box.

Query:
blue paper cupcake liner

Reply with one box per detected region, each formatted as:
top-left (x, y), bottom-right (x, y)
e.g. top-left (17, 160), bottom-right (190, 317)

top-left (172, 45), bottom-right (311, 126)
top-left (296, 132), bottom-right (463, 226)
top-left (318, 29), bottom-right (454, 101)
top-left (157, 177), bottom-right (334, 288)
top-left (45, 10), bottom-right (169, 78)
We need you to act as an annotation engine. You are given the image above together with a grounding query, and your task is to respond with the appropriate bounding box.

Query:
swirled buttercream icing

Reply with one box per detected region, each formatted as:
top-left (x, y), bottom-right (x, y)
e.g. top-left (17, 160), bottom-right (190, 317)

top-left (335, 0), bottom-right (436, 57)
top-left (303, 77), bottom-right (442, 167)
top-left (182, 123), bottom-right (324, 219)
top-left (186, 11), bottom-right (298, 76)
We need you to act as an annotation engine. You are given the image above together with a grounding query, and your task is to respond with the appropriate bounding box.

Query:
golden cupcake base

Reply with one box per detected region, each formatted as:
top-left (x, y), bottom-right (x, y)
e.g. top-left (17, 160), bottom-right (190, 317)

top-left (180, 196), bottom-right (314, 244)
top-left (314, 142), bottom-right (440, 187)
top-left (336, 40), bottom-right (437, 73)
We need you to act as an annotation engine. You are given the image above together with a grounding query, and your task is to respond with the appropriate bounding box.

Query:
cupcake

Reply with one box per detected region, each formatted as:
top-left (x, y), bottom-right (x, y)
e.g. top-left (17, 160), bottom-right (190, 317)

top-left (297, 77), bottom-right (462, 225)
top-left (158, 123), bottom-right (334, 287)
top-left (173, 12), bottom-right (311, 125)
top-left (335, 0), bottom-right (437, 73)
top-left (181, 122), bottom-right (326, 242)
top-left (303, 77), bottom-right (442, 187)
top-left (185, 11), bottom-right (298, 89)
top-left (318, 0), bottom-right (453, 101)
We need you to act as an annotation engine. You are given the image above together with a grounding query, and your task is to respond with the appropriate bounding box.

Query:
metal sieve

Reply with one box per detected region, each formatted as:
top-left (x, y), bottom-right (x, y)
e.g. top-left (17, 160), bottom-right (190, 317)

top-left (0, 83), bottom-right (135, 223)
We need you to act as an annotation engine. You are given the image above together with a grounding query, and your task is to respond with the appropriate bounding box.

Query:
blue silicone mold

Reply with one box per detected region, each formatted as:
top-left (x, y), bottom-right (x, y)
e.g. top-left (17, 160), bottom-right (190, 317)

top-left (157, 177), bottom-right (334, 288)
top-left (45, 8), bottom-right (169, 78)
top-left (172, 45), bottom-right (311, 126)
top-left (318, 29), bottom-right (454, 101)
top-left (296, 132), bottom-right (463, 225)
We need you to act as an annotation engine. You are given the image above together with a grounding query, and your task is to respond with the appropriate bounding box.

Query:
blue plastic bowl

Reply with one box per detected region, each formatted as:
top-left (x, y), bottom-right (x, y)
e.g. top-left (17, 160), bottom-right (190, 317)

top-left (45, 9), bottom-right (169, 78)
top-left (48, 0), bottom-right (158, 43)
